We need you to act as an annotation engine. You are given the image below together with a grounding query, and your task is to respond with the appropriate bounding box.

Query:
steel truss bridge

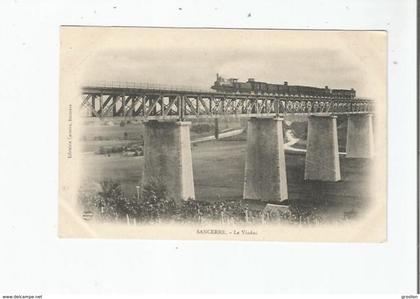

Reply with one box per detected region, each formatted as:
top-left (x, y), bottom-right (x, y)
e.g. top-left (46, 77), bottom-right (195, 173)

top-left (81, 82), bottom-right (374, 120)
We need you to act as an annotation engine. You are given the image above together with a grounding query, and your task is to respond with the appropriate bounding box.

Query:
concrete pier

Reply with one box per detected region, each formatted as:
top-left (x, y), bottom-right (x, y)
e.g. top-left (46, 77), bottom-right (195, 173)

top-left (346, 114), bottom-right (374, 158)
top-left (304, 115), bottom-right (341, 181)
top-left (243, 117), bottom-right (288, 202)
top-left (142, 120), bottom-right (195, 201)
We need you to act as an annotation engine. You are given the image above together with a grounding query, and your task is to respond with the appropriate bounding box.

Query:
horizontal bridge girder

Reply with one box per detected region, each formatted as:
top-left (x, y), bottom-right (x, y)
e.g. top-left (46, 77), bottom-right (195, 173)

top-left (80, 86), bottom-right (375, 120)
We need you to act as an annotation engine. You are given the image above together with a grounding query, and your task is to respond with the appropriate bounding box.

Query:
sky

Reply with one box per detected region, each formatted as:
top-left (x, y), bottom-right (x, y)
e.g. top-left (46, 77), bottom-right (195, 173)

top-left (62, 27), bottom-right (387, 100)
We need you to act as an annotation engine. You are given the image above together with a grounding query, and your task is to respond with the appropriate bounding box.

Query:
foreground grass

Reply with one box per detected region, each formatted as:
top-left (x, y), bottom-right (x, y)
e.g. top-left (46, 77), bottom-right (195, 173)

top-left (80, 139), bottom-right (373, 221)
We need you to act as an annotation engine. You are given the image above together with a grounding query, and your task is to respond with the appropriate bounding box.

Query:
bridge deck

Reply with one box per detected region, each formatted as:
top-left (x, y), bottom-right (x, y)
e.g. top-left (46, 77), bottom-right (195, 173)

top-left (81, 84), bottom-right (374, 120)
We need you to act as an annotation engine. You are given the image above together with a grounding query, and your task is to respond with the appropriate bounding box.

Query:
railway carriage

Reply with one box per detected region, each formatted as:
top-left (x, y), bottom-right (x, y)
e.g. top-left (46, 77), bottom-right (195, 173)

top-left (211, 74), bottom-right (356, 98)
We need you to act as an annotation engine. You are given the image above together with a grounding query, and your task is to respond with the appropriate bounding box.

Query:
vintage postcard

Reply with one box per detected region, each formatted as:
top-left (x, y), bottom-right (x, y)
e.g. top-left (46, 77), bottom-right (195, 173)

top-left (59, 27), bottom-right (387, 241)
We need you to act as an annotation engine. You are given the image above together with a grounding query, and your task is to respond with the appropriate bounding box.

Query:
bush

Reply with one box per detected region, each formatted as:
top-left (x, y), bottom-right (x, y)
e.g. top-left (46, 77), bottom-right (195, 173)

top-left (79, 179), bottom-right (176, 222)
top-left (79, 179), bottom-right (140, 221)
top-left (78, 179), bottom-right (323, 225)
top-left (190, 123), bottom-right (214, 134)
top-left (95, 145), bottom-right (125, 155)
top-left (98, 146), bottom-right (106, 155)
top-left (288, 200), bottom-right (322, 224)
top-left (97, 180), bottom-right (138, 220)
top-left (139, 178), bottom-right (177, 222)
top-left (290, 121), bottom-right (308, 140)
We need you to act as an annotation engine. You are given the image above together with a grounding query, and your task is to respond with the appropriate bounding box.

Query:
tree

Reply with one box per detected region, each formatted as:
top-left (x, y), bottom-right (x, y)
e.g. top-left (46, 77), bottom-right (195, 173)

top-left (139, 178), bottom-right (177, 222)
top-left (91, 180), bottom-right (139, 221)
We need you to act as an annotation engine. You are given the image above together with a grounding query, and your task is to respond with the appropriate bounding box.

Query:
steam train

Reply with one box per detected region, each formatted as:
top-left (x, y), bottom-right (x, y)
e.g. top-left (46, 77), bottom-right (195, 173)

top-left (211, 74), bottom-right (356, 98)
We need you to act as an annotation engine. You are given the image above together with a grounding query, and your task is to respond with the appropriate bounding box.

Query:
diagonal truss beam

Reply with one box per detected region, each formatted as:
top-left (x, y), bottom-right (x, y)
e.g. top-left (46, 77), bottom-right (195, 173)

top-left (80, 88), bottom-right (375, 119)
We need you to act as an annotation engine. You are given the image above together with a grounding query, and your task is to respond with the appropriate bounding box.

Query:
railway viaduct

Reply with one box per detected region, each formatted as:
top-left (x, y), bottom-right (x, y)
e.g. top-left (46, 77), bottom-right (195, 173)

top-left (81, 82), bottom-right (375, 203)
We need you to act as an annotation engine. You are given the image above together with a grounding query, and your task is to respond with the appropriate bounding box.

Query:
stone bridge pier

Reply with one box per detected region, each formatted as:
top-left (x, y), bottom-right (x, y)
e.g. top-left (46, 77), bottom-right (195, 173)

top-left (243, 117), bottom-right (288, 202)
top-left (304, 114), bottom-right (341, 181)
top-left (346, 114), bottom-right (374, 158)
top-left (141, 114), bottom-right (373, 204)
top-left (142, 120), bottom-right (195, 202)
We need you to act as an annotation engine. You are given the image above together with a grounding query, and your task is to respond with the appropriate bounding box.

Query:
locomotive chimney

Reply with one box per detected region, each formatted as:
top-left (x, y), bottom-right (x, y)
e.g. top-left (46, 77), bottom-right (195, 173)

top-left (284, 81), bottom-right (288, 86)
top-left (325, 86), bottom-right (329, 89)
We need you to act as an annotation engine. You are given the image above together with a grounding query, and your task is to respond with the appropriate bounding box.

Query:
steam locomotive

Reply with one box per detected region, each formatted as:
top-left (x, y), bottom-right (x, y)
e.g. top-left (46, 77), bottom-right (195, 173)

top-left (211, 74), bottom-right (356, 98)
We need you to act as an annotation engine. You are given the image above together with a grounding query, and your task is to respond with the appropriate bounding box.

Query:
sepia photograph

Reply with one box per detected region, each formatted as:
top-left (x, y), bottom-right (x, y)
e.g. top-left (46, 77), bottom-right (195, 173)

top-left (1, 0), bottom-right (418, 295)
top-left (59, 27), bottom-right (387, 241)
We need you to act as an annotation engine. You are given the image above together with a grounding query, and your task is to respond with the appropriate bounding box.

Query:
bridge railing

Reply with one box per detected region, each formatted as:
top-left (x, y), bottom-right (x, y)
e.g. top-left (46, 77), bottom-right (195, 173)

top-left (84, 80), bottom-right (214, 94)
